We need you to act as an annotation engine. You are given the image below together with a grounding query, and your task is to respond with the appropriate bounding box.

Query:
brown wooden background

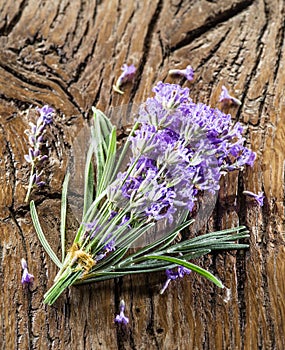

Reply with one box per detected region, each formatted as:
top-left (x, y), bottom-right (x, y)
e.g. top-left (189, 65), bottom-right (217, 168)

top-left (1, 0), bottom-right (285, 349)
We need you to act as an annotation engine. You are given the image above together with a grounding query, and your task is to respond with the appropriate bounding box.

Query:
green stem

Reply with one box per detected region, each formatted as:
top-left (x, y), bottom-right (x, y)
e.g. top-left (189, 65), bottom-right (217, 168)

top-left (111, 121), bottom-right (139, 182)
top-left (44, 268), bottom-right (82, 305)
top-left (25, 163), bottom-right (35, 202)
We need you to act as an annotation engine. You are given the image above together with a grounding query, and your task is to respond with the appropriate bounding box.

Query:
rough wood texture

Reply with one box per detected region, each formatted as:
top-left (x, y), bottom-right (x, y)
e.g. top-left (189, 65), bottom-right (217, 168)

top-left (0, 0), bottom-right (285, 349)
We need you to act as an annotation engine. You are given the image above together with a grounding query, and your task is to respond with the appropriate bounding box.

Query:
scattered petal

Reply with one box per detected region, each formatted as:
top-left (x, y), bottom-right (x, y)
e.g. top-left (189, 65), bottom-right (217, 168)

top-left (21, 258), bottom-right (34, 285)
top-left (160, 265), bottom-right (191, 294)
top-left (243, 190), bottom-right (264, 206)
top-left (114, 300), bottom-right (129, 325)
top-left (113, 64), bottom-right (136, 94)
top-left (219, 85), bottom-right (241, 106)
top-left (169, 65), bottom-right (194, 81)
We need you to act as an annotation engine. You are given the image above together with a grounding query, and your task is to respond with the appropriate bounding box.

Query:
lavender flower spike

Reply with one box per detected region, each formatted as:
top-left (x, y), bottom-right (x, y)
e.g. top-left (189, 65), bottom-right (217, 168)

top-left (24, 105), bottom-right (54, 202)
top-left (169, 65), bottom-right (194, 81)
top-left (21, 258), bottom-right (34, 285)
top-left (243, 190), bottom-right (264, 206)
top-left (113, 64), bottom-right (136, 94)
top-left (114, 300), bottom-right (129, 325)
top-left (219, 85), bottom-right (242, 106)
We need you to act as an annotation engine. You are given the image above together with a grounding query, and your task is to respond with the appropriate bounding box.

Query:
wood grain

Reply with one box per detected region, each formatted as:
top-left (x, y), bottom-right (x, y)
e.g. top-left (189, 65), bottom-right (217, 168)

top-left (0, 0), bottom-right (285, 349)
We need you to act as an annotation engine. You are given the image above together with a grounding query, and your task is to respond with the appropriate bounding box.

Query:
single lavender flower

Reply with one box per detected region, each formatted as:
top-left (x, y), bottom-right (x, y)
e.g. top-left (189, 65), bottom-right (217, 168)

top-left (234, 148), bottom-right (256, 168)
top-left (219, 85), bottom-right (241, 106)
top-left (36, 105), bottom-right (54, 124)
top-left (169, 65), bottom-right (194, 81)
top-left (24, 105), bottom-right (54, 202)
top-left (113, 64), bottom-right (136, 94)
top-left (94, 234), bottom-right (116, 262)
top-left (152, 81), bottom-right (190, 110)
top-left (21, 258), bottom-right (34, 285)
top-left (84, 220), bottom-right (98, 232)
top-left (114, 300), bottom-right (129, 325)
top-left (243, 190), bottom-right (264, 206)
top-left (104, 234), bottom-right (116, 252)
top-left (160, 265), bottom-right (191, 294)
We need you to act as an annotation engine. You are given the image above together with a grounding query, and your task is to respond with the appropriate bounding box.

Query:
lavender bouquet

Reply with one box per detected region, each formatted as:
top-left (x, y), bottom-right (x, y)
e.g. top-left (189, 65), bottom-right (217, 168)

top-left (30, 82), bottom-right (254, 305)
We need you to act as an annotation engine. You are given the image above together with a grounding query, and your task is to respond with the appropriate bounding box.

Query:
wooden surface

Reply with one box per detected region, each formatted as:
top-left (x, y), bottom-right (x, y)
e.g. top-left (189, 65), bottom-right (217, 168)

top-left (1, 0), bottom-right (285, 349)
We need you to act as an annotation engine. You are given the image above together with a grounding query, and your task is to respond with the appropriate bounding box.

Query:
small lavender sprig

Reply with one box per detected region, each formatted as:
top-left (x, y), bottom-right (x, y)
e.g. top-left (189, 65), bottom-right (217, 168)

top-left (24, 105), bottom-right (54, 202)
top-left (113, 64), bottom-right (136, 94)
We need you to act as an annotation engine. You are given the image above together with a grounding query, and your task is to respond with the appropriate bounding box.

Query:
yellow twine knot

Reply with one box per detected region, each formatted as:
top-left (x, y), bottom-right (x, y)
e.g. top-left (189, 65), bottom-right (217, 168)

top-left (68, 243), bottom-right (95, 274)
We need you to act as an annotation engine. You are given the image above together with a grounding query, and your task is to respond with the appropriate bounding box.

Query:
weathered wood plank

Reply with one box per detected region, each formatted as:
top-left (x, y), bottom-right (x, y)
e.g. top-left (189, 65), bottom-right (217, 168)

top-left (0, 0), bottom-right (285, 349)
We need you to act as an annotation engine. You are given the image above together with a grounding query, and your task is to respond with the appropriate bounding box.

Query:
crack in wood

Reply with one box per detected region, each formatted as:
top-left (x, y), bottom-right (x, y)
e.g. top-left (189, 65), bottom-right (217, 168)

top-left (170, 0), bottom-right (254, 52)
top-left (0, 0), bottom-right (29, 37)
top-left (273, 1), bottom-right (285, 82)
top-left (129, 0), bottom-right (164, 102)
top-left (235, 1), bottom-right (270, 123)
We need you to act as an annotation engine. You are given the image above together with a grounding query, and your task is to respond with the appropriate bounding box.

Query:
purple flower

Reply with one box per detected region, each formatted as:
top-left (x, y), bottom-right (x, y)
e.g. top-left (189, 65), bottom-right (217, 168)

top-left (169, 65), bottom-right (194, 81)
top-left (243, 190), bottom-right (264, 206)
top-left (84, 220), bottom-right (99, 232)
top-left (104, 234), bottom-right (116, 252)
top-left (32, 172), bottom-right (46, 187)
top-left (114, 300), bottom-right (129, 325)
top-left (24, 105), bottom-right (54, 201)
top-left (95, 236), bottom-right (116, 262)
top-left (36, 105), bottom-right (54, 125)
top-left (219, 85), bottom-right (241, 106)
top-left (153, 81), bottom-right (190, 109)
top-left (21, 258), bottom-right (34, 285)
top-left (145, 186), bottom-right (176, 223)
top-left (122, 176), bottom-right (142, 198)
top-left (108, 82), bottom-right (256, 230)
top-left (113, 64), bottom-right (136, 94)
top-left (160, 265), bottom-right (191, 294)
top-left (235, 148), bottom-right (256, 168)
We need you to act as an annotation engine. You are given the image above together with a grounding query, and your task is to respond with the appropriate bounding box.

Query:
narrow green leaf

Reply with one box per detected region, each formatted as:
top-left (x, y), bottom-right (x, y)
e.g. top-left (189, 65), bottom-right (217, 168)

top-left (30, 201), bottom-right (62, 268)
top-left (44, 270), bottom-right (81, 305)
top-left (92, 108), bottom-right (111, 193)
top-left (145, 255), bottom-right (224, 288)
top-left (91, 246), bottom-right (129, 272)
top-left (92, 108), bottom-right (117, 197)
top-left (111, 121), bottom-right (140, 182)
top-left (60, 172), bottom-right (70, 262)
top-left (92, 114), bottom-right (105, 191)
top-left (97, 127), bottom-right (117, 195)
top-left (122, 218), bottom-right (194, 265)
top-left (83, 144), bottom-right (94, 218)
top-left (73, 189), bottom-right (108, 243)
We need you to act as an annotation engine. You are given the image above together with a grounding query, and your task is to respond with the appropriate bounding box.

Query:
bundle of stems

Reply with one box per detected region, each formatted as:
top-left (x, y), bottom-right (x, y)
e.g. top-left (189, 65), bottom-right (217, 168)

top-left (30, 83), bottom-right (253, 305)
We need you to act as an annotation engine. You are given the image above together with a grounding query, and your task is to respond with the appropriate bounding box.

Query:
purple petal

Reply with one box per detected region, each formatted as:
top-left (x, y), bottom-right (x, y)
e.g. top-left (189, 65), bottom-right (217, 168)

top-left (21, 258), bottom-right (34, 285)
top-left (24, 154), bottom-right (32, 163)
top-left (21, 258), bottom-right (27, 270)
top-left (114, 300), bottom-right (129, 325)
top-left (243, 190), bottom-right (264, 206)
top-left (113, 64), bottom-right (136, 93)
top-left (169, 65), bottom-right (194, 81)
top-left (219, 85), bottom-right (241, 106)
